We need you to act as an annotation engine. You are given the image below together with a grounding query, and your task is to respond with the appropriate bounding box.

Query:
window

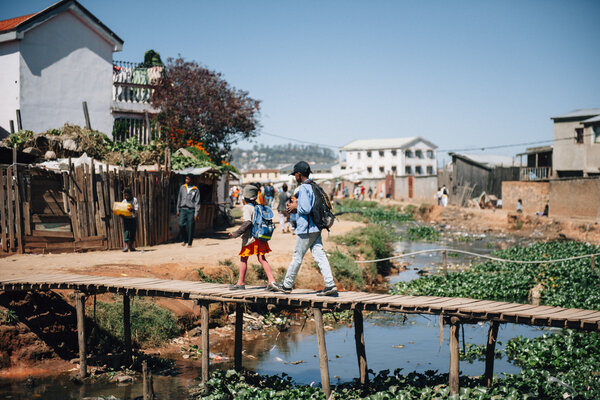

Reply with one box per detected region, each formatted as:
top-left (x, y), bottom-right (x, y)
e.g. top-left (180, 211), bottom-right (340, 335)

top-left (405, 166), bottom-right (412, 175)
top-left (594, 126), bottom-right (600, 143)
top-left (426, 166), bottom-right (434, 175)
top-left (427, 150), bottom-right (434, 158)
top-left (415, 166), bottom-right (422, 175)
top-left (576, 128), bottom-right (584, 144)
top-left (367, 167), bottom-right (372, 174)
top-left (379, 150), bottom-right (384, 157)
top-left (391, 166), bottom-right (397, 173)
top-left (341, 166), bottom-right (346, 170)
top-left (367, 151), bottom-right (372, 158)
top-left (405, 150), bottom-right (413, 158)
top-left (415, 150), bottom-right (423, 159)
top-left (379, 166), bottom-right (384, 173)
top-left (391, 150), bottom-right (397, 156)
top-left (357, 152), bottom-right (361, 159)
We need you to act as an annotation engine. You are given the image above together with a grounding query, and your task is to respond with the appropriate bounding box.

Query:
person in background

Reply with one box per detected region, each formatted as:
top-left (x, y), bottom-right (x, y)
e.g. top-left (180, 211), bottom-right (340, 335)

top-left (265, 182), bottom-right (275, 208)
top-left (543, 204), bottom-right (549, 216)
top-left (122, 188), bottom-right (138, 252)
top-left (277, 183), bottom-right (291, 233)
top-left (177, 174), bottom-right (201, 247)
top-left (343, 186), bottom-right (349, 199)
top-left (441, 185), bottom-right (449, 207)
top-left (256, 183), bottom-right (267, 206)
top-left (360, 185), bottom-right (365, 200)
top-left (368, 187), bottom-right (373, 200)
top-left (516, 199), bottom-right (523, 213)
top-left (228, 185), bottom-right (276, 290)
top-left (271, 161), bottom-right (338, 297)
top-left (436, 187), bottom-right (442, 206)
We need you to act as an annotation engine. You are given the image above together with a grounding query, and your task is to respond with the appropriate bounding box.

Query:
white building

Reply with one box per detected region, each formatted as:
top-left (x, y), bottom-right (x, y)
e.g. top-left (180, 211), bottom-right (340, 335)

top-left (333, 137), bottom-right (438, 180)
top-left (0, 0), bottom-right (123, 137)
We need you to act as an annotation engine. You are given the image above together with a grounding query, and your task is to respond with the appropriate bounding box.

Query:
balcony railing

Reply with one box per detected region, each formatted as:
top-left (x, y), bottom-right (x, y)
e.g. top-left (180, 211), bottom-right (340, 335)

top-left (520, 166), bottom-right (551, 181)
top-left (112, 62), bottom-right (163, 104)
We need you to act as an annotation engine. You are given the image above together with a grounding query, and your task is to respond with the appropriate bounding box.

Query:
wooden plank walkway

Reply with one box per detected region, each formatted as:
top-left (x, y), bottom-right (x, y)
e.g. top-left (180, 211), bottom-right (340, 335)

top-left (2, 272), bottom-right (599, 330)
top-left (3, 272), bottom-right (600, 397)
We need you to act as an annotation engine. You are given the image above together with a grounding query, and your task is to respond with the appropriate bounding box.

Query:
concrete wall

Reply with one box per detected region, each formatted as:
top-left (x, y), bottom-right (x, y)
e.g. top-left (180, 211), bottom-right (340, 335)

top-left (502, 181), bottom-right (549, 214)
top-left (553, 120), bottom-right (586, 173)
top-left (549, 178), bottom-right (600, 219)
top-left (18, 10), bottom-right (114, 135)
top-left (0, 41), bottom-right (21, 137)
top-left (395, 175), bottom-right (437, 202)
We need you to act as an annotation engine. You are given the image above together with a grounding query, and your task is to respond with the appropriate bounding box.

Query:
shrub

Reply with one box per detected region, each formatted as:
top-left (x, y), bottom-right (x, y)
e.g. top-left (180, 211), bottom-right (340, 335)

top-left (93, 298), bottom-right (180, 347)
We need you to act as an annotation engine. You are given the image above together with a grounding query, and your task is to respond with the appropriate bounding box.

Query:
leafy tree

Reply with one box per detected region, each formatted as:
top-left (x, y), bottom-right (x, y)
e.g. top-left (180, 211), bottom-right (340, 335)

top-left (152, 57), bottom-right (261, 162)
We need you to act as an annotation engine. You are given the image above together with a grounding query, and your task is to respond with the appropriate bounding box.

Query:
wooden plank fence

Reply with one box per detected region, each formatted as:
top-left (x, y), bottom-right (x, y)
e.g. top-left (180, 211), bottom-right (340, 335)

top-left (0, 164), bottom-right (176, 254)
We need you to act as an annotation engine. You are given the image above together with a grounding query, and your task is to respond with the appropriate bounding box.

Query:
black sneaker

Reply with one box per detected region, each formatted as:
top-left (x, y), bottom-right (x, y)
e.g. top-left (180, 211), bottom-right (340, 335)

top-left (269, 282), bottom-right (292, 294)
top-left (228, 284), bottom-right (245, 290)
top-left (316, 286), bottom-right (338, 297)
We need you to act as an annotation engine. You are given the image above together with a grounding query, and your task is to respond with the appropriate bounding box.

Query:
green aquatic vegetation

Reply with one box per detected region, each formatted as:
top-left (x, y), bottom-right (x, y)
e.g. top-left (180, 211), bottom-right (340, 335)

top-left (459, 343), bottom-right (501, 363)
top-left (404, 225), bottom-right (440, 241)
top-left (391, 241), bottom-right (600, 310)
top-left (335, 200), bottom-right (413, 223)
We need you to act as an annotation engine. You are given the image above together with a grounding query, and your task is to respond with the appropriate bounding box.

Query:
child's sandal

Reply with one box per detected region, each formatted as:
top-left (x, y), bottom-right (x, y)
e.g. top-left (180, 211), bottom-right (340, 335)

top-left (228, 284), bottom-right (245, 290)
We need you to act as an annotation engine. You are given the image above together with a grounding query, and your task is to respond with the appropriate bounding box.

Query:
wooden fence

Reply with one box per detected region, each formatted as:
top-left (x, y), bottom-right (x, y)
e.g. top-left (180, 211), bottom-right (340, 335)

top-left (0, 163), bottom-right (175, 254)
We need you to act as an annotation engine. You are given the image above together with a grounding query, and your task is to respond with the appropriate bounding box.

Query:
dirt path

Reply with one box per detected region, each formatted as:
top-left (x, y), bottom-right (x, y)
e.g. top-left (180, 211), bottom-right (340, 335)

top-left (0, 219), bottom-right (364, 282)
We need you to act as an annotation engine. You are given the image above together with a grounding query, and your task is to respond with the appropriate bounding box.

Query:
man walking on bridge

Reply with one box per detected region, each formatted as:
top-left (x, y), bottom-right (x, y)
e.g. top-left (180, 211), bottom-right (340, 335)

top-left (270, 161), bottom-right (338, 296)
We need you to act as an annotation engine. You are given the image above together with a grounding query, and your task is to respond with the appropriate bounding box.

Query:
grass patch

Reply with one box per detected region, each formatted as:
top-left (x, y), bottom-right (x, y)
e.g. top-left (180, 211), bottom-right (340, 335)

top-left (93, 297), bottom-right (180, 347)
top-left (332, 224), bottom-right (396, 284)
top-left (327, 250), bottom-right (364, 290)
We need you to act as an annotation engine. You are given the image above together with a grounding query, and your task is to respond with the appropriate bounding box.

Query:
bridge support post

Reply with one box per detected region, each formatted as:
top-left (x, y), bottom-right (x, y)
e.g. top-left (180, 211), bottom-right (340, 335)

top-left (484, 321), bottom-right (500, 387)
top-left (234, 303), bottom-right (243, 371)
top-left (448, 316), bottom-right (460, 396)
top-left (313, 307), bottom-right (331, 398)
top-left (75, 292), bottom-right (87, 378)
top-left (353, 308), bottom-right (368, 386)
top-left (200, 301), bottom-right (210, 383)
top-left (123, 294), bottom-right (132, 366)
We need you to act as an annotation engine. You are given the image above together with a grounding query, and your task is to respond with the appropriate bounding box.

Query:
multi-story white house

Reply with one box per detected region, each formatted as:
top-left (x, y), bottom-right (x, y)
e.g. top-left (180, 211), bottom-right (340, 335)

top-left (0, 0), bottom-right (160, 143)
top-left (333, 137), bottom-right (438, 179)
top-left (0, 0), bottom-right (123, 137)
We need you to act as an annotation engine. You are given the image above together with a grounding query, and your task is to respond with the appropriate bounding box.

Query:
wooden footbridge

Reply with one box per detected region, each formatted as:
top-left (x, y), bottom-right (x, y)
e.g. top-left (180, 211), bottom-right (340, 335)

top-left (2, 272), bottom-right (600, 397)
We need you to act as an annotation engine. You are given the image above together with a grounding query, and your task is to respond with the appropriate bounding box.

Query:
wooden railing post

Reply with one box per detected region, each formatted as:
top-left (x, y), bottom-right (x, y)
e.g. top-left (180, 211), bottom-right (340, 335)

top-left (484, 321), bottom-right (500, 387)
top-left (199, 301), bottom-right (210, 383)
top-left (353, 308), bottom-right (368, 386)
top-left (442, 250), bottom-right (448, 276)
top-left (448, 316), bottom-right (460, 396)
top-left (123, 294), bottom-right (132, 366)
top-left (75, 292), bottom-right (87, 378)
top-left (313, 308), bottom-right (331, 398)
top-left (234, 303), bottom-right (244, 372)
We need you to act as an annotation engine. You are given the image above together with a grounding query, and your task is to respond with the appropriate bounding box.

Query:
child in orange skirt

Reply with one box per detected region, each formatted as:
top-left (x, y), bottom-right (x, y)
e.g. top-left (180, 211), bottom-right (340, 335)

top-left (228, 185), bottom-right (276, 290)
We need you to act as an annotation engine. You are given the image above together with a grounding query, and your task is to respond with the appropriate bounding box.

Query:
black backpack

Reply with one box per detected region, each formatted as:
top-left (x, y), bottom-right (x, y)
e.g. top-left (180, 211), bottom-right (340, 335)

top-left (306, 181), bottom-right (335, 232)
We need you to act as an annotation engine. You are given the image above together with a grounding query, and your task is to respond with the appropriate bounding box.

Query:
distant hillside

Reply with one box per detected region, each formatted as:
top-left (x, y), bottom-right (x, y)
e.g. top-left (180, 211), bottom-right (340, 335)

top-left (231, 144), bottom-right (337, 171)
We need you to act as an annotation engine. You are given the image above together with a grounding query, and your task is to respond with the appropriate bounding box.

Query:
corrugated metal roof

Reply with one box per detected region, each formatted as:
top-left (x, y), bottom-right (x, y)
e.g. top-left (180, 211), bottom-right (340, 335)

top-left (340, 137), bottom-right (437, 151)
top-left (551, 108), bottom-right (600, 120)
top-left (175, 167), bottom-right (219, 176)
top-left (457, 153), bottom-right (517, 167)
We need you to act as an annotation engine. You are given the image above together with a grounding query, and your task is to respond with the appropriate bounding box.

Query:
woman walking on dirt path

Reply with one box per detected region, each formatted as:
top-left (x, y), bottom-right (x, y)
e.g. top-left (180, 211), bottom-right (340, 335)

top-left (228, 185), bottom-right (277, 290)
top-left (121, 188), bottom-right (138, 252)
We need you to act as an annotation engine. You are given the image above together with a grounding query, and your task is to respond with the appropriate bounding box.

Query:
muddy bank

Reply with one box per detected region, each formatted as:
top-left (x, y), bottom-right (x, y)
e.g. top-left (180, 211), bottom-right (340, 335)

top-left (414, 204), bottom-right (600, 244)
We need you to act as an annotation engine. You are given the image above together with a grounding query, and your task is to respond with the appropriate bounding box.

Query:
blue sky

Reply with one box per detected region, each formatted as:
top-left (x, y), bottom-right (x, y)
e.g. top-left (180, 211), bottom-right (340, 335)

top-left (3, 0), bottom-right (600, 159)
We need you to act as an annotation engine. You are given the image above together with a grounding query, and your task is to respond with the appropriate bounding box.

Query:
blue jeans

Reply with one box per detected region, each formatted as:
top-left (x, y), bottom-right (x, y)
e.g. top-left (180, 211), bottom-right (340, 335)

top-left (283, 232), bottom-right (335, 288)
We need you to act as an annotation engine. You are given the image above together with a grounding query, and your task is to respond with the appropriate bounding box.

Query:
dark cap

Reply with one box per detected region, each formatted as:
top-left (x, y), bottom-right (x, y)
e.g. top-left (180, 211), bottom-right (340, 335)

top-left (290, 161), bottom-right (311, 176)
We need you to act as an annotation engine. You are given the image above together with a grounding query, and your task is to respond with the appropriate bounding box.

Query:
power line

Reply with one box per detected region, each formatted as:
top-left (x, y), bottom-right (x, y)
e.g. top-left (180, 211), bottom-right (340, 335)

top-left (259, 131), bottom-right (340, 148)
top-left (257, 130), bottom-right (595, 154)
